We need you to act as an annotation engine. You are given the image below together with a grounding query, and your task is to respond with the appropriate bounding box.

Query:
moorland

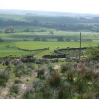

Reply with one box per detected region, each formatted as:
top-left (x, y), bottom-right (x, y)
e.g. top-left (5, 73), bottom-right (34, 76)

top-left (0, 10), bottom-right (99, 99)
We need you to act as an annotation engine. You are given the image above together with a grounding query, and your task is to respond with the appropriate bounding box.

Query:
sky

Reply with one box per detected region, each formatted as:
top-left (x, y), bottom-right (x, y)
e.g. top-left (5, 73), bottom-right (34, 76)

top-left (0, 0), bottom-right (99, 14)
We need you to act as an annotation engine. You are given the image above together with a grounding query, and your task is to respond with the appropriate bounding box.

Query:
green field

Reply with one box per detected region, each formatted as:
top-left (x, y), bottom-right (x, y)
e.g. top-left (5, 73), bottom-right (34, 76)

top-left (15, 41), bottom-right (97, 50)
top-left (0, 31), bottom-right (99, 57)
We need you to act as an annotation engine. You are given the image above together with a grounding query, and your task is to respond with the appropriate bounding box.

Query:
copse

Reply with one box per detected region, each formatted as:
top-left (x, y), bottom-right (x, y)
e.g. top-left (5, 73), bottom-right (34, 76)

top-left (65, 38), bottom-right (71, 42)
top-left (84, 44), bottom-right (99, 58)
top-left (24, 27), bottom-right (29, 32)
top-left (49, 31), bottom-right (54, 35)
top-left (41, 38), bottom-right (47, 41)
top-left (0, 38), bottom-right (3, 42)
top-left (4, 26), bottom-right (14, 33)
top-left (57, 36), bottom-right (64, 41)
top-left (33, 37), bottom-right (40, 41)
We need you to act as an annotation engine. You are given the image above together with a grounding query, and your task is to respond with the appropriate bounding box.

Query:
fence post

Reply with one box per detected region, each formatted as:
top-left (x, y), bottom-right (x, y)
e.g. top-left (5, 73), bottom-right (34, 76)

top-left (79, 32), bottom-right (81, 60)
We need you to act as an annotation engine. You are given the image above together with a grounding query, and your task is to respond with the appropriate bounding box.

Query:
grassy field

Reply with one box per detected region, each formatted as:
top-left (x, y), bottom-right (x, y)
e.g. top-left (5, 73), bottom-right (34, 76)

top-left (0, 42), bottom-right (33, 57)
top-left (0, 31), bottom-right (99, 57)
top-left (15, 41), bottom-right (97, 50)
top-left (1, 31), bottom-right (99, 41)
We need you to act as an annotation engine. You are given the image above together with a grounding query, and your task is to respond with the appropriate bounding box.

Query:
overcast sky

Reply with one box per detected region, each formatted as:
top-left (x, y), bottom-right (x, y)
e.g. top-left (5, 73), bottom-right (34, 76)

top-left (0, 0), bottom-right (99, 14)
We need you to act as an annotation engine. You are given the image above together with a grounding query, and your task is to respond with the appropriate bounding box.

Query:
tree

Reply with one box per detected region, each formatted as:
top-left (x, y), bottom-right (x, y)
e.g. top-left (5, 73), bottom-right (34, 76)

top-left (41, 38), bottom-right (47, 41)
top-left (73, 39), bottom-right (78, 42)
top-left (49, 31), bottom-right (54, 35)
top-left (24, 28), bottom-right (29, 32)
top-left (65, 38), bottom-right (71, 42)
top-left (0, 38), bottom-right (3, 42)
top-left (33, 37), bottom-right (40, 41)
top-left (57, 37), bottom-right (64, 41)
top-left (86, 39), bottom-right (93, 42)
top-left (4, 26), bottom-right (14, 33)
top-left (84, 44), bottom-right (99, 58)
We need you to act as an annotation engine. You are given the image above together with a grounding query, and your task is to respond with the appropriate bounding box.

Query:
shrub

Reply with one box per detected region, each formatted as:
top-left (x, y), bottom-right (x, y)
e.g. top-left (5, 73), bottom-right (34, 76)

top-left (9, 85), bottom-right (19, 94)
top-left (41, 38), bottom-right (47, 41)
top-left (66, 71), bottom-right (74, 83)
top-left (65, 38), bottom-right (71, 42)
top-left (58, 88), bottom-right (64, 99)
top-left (47, 73), bottom-right (61, 87)
top-left (77, 94), bottom-right (85, 99)
top-left (57, 37), bottom-right (64, 41)
top-left (23, 89), bottom-right (34, 99)
top-left (82, 70), bottom-right (93, 81)
top-left (60, 64), bottom-right (70, 73)
top-left (77, 93), bottom-right (94, 99)
top-left (84, 45), bottom-right (99, 58)
top-left (14, 80), bottom-right (23, 84)
top-left (5, 61), bottom-right (9, 66)
top-left (4, 26), bottom-right (14, 33)
top-left (33, 37), bottom-right (40, 41)
top-left (0, 79), bottom-right (6, 87)
top-left (0, 70), bottom-right (9, 87)
top-left (24, 28), bottom-right (29, 32)
top-left (14, 67), bottom-right (23, 77)
top-left (40, 86), bottom-right (52, 99)
top-left (37, 68), bottom-right (45, 78)
top-left (0, 38), bottom-right (3, 42)
top-left (57, 83), bottom-right (74, 99)
top-left (74, 78), bottom-right (87, 94)
top-left (95, 92), bottom-right (99, 99)
top-left (48, 66), bottom-right (53, 72)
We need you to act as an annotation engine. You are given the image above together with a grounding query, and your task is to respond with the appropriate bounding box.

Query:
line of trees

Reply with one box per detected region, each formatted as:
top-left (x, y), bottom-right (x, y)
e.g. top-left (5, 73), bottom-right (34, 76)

top-left (0, 18), bottom-right (99, 32)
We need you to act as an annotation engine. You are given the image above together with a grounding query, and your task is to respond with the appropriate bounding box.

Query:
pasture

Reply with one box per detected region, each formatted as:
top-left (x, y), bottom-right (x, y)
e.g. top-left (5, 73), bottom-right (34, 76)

top-left (15, 41), bottom-right (97, 51)
top-left (0, 31), bottom-right (99, 57)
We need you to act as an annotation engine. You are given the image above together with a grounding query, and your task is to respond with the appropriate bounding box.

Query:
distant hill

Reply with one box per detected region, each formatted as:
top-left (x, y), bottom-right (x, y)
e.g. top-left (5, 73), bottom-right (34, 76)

top-left (0, 9), bottom-right (99, 18)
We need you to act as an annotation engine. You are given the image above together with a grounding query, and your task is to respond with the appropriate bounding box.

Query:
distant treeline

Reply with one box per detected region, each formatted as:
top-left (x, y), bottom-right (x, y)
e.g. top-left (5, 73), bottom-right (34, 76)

top-left (0, 15), bottom-right (99, 32)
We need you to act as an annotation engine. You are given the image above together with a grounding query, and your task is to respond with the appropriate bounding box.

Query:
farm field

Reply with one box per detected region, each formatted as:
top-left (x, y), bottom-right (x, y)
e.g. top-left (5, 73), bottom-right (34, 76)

top-left (15, 41), bottom-right (98, 50)
top-left (0, 31), bottom-right (99, 57)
